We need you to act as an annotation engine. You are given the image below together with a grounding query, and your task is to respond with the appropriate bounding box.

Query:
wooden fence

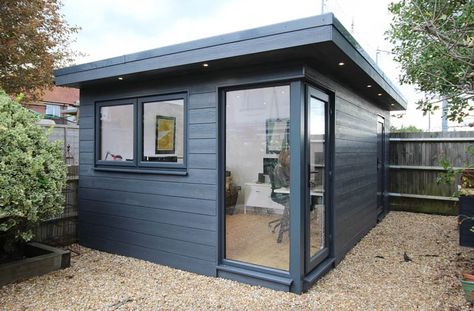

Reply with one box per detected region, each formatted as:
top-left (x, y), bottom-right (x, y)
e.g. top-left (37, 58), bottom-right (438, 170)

top-left (33, 125), bottom-right (79, 246)
top-left (389, 131), bottom-right (474, 215)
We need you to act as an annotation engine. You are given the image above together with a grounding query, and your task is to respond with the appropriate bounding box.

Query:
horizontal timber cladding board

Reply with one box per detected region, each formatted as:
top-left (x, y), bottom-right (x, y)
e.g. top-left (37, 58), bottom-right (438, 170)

top-left (336, 169), bottom-right (377, 186)
top-left (336, 110), bottom-right (377, 133)
top-left (335, 97), bottom-right (378, 121)
top-left (335, 210), bottom-right (376, 247)
top-left (390, 170), bottom-right (456, 197)
top-left (335, 202), bottom-right (377, 234)
top-left (189, 108), bottom-right (216, 124)
top-left (79, 129), bottom-right (94, 141)
top-left (188, 138), bottom-right (217, 154)
top-left (79, 221), bottom-right (215, 261)
top-left (335, 152), bottom-right (376, 168)
top-left (79, 104), bottom-right (93, 117)
top-left (334, 219), bottom-right (376, 263)
top-left (188, 123), bottom-right (217, 139)
top-left (79, 165), bottom-right (217, 184)
top-left (335, 125), bottom-right (377, 142)
top-left (80, 152), bottom-right (93, 165)
top-left (188, 153), bottom-right (217, 169)
top-left (80, 210), bottom-right (215, 246)
top-left (79, 116), bottom-right (93, 129)
top-left (334, 179), bottom-right (377, 199)
top-left (80, 234), bottom-right (217, 276)
top-left (81, 141), bottom-right (93, 153)
top-left (335, 199), bottom-right (377, 229)
top-left (334, 160), bottom-right (376, 176)
top-left (79, 199), bottom-right (216, 230)
top-left (79, 188), bottom-right (216, 215)
top-left (79, 176), bottom-right (216, 200)
top-left (334, 189), bottom-right (376, 214)
top-left (188, 92), bottom-right (216, 110)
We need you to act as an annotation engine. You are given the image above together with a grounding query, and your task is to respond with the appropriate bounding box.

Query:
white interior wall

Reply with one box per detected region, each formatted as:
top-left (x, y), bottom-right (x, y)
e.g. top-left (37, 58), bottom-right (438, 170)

top-left (226, 86), bottom-right (290, 191)
top-left (100, 104), bottom-right (134, 160)
top-left (143, 100), bottom-right (184, 161)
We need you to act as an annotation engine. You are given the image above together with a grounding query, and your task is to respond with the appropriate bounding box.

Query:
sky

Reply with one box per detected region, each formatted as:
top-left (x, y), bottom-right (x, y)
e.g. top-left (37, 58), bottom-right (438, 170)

top-left (60, 0), bottom-right (465, 131)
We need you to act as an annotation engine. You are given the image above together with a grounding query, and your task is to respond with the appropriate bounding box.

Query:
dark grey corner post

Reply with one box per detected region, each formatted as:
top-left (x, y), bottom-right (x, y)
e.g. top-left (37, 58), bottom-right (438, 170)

top-left (289, 80), bottom-right (305, 293)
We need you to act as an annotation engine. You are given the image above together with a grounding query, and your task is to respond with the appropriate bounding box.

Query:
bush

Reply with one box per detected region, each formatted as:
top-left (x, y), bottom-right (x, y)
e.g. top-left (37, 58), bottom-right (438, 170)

top-left (0, 90), bottom-right (67, 253)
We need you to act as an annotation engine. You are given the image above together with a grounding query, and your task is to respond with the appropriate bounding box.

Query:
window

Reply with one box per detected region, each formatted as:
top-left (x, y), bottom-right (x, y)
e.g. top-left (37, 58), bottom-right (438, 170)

top-left (45, 104), bottom-right (61, 118)
top-left (96, 93), bottom-right (187, 172)
top-left (141, 99), bottom-right (184, 164)
top-left (225, 85), bottom-right (291, 271)
top-left (100, 103), bottom-right (134, 161)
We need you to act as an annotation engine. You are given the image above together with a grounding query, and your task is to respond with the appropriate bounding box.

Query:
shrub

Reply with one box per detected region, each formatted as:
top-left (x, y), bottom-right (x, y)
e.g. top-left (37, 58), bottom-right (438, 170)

top-left (0, 90), bottom-right (67, 253)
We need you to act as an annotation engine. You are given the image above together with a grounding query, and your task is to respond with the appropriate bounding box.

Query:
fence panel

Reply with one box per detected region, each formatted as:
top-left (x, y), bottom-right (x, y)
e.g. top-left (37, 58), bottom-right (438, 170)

top-left (389, 131), bottom-right (474, 215)
top-left (33, 124), bottom-right (79, 246)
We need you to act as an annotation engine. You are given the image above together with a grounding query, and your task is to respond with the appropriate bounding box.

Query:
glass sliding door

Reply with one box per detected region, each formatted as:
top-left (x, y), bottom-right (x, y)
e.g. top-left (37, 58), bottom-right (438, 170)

top-left (224, 85), bottom-right (291, 271)
top-left (306, 86), bottom-right (330, 271)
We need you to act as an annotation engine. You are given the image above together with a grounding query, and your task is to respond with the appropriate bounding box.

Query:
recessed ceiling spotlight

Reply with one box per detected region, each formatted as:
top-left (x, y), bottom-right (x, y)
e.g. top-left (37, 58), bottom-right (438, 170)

top-left (118, 77), bottom-right (123, 80)
top-left (377, 93), bottom-right (383, 96)
top-left (391, 103), bottom-right (395, 106)
top-left (367, 84), bottom-right (372, 88)
top-left (203, 63), bottom-right (209, 67)
top-left (338, 61), bottom-right (345, 66)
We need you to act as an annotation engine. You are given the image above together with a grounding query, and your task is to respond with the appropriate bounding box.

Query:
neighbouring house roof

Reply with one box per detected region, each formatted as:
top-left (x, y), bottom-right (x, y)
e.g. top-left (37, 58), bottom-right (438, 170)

top-left (40, 86), bottom-right (79, 105)
top-left (54, 13), bottom-right (407, 110)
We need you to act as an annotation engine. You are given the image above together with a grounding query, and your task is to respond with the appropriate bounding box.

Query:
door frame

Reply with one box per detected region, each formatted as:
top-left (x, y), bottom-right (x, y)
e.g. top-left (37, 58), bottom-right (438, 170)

top-left (376, 115), bottom-right (386, 220)
top-left (304, 84), bottom-right (334, 273)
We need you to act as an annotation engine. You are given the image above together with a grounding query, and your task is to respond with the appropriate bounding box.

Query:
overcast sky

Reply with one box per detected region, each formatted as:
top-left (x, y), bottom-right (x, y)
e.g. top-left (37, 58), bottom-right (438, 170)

top-left (61, 0), bottom-right (459, 131)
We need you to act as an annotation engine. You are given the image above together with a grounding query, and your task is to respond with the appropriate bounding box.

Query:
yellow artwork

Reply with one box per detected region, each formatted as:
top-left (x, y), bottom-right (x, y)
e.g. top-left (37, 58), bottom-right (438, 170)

top-left (156, 116), bottom-right (176, 154)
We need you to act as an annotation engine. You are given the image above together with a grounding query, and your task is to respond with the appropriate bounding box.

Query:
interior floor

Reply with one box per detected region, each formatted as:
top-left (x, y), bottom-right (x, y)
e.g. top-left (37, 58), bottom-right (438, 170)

top-left (226, 213), bottom-right (289, 270)
top-left (225, 209), bottom-right (324, 271)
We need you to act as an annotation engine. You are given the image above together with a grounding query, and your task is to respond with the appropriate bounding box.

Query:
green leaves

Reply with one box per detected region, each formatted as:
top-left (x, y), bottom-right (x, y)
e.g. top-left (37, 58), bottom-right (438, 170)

top-left (388, 0), bottom-right (474, 122)
top-left (0, 89), bottom-right (67, 243)
top-left (0, 0), bottom-right (80, 101)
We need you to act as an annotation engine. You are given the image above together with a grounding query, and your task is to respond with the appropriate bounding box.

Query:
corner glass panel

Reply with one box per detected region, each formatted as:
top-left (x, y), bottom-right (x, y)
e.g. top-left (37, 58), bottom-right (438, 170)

top-left (225, 85), bottom-right (290, 271)
top-left (100, 104), bottom-right (134, 161)
top-left (142, 99), bottom-right (184, 164)
top-left (309, 96), bottom-right (326, 259)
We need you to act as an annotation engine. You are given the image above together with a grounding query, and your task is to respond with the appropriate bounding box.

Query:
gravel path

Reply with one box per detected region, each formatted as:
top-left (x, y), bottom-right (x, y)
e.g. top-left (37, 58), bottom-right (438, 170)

top-left (1, 211), bottom-right (473, 310)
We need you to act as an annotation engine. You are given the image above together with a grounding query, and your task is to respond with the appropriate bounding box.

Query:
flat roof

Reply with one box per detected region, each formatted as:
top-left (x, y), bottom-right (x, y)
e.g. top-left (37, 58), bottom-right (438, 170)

top-left (54, 13), bottom-right (407, 110)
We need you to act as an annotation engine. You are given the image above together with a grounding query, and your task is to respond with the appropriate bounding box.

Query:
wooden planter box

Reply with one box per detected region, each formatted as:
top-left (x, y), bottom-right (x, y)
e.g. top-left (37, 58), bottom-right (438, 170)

top-left (459, 196), bottom-right (474, 248)
top-left (0, 242), bottom-right (70, 287)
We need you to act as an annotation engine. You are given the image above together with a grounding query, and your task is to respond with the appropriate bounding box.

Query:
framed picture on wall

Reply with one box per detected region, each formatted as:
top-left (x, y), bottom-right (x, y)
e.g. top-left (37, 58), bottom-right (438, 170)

top-left (155, 115), bottom-right (176, 154)
top-left (266, 118), bottom-right (289, 154)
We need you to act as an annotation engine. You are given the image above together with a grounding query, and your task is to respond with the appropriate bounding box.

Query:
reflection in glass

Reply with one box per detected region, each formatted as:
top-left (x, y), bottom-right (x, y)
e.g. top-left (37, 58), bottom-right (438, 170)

top-left (309, 96), bottom-right (326, 258)
top-left (100, 104), bottom-right (134, 161)
top-left (225, 85), bottom-right (290, 270)
top-left (143, 100), bottom-right (184, 163)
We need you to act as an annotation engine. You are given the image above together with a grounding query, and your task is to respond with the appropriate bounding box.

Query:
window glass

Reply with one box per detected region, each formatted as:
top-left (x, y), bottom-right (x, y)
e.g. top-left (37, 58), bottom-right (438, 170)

top-left (309, 96), bottom-right (326, 258)
top-left (142, 99), bottom-right (184, 164)
top-left (100, 104), bottom-right (134, 161)
top-left (45, 104), bottom-right (61, 118)
top-left (225, 85), bottom-right (290, 271)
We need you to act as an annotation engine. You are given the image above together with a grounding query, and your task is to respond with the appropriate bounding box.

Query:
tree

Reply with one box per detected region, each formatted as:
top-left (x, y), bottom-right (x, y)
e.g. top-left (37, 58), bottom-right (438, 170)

top-left (388, 0), bottom-right (474, 123)
top-left (0, 0), bottom-right (79, 101)
top-left (390, 125), bottom-right (423, 133)
top-left (0, 90), bottom-right (67, 254)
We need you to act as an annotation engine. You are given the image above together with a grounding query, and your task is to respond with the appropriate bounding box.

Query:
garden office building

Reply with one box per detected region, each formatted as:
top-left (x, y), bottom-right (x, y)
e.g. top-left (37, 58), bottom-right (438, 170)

top-left (54, 13), bottom-right (407, 293)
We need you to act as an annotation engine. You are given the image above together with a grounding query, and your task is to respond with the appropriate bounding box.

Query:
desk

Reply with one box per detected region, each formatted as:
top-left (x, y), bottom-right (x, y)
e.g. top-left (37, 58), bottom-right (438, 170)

top-left (243, 183), bottom-right (284, 214)
top-left (274, 187), bottom-right (324, 197)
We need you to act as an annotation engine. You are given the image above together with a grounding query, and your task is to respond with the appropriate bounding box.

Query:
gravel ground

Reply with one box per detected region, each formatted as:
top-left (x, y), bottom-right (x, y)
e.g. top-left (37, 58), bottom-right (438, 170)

top-left (1, 211), bottom-right (473, 310)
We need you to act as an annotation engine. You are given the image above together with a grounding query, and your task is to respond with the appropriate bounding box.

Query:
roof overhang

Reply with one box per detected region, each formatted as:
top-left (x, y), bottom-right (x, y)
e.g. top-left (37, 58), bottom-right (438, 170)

top-left (54, 13), bottom-right (407, 110)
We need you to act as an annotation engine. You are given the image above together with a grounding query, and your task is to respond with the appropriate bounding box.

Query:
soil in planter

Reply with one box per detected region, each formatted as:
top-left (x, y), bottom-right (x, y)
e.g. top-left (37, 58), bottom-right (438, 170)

top-left (0, 241), bottom-right (26, 265)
